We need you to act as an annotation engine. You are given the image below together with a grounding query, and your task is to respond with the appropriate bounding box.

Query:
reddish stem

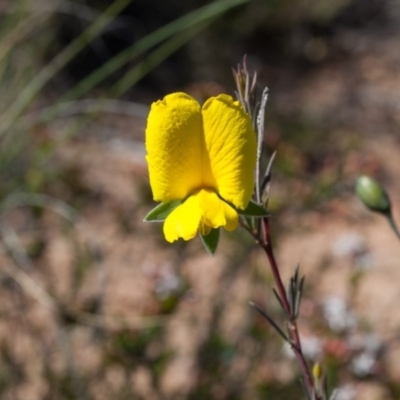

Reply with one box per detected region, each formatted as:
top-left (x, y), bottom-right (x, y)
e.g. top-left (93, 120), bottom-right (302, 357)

top-left (260, 216), bottom-right (319, 400)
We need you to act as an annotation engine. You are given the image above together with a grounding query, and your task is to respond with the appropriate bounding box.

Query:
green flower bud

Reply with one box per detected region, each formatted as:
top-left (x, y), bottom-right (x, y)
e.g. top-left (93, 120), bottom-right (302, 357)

top-left (355, 175), bottom-right (391, 214)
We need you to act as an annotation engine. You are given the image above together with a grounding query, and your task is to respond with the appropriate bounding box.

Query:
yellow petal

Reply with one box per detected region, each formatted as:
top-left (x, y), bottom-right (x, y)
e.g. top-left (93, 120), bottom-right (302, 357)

top-left (197, 189), bottom-right (238, 231)
top-left (163, 196), bottom-right (202, 242)
top-left (145, 92), bottom-right (210, 202)
top-left (202, 95), bottom-right (257, 209)
top-left (163, 189), bottom-right (238, 242)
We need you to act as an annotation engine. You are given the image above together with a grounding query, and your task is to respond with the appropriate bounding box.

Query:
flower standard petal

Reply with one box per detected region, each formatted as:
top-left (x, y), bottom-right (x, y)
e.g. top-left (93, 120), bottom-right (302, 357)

top-left (202, 94), bottom-right (257, 209)
top-left (145, 92), bottom-right (205, 202)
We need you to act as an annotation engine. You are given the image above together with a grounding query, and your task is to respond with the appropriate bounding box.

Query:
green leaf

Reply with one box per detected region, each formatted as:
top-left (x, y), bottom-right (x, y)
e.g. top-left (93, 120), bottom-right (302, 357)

top-left (144, 200), bottom-right (181, 222)
top-left (200, 228), bottom-right (220, 255)
top-left (238, 200), bottom-right (269, 217)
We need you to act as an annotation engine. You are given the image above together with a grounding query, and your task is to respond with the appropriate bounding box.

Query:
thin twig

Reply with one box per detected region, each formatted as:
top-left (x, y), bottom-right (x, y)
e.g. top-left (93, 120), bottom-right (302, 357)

top-left (385, 213), bottom-right (400, 241)
top-left (259, 217), bottom-right (318, 400)
top-left (234, 57), bottom-right (321, 399)
top-left (249, 301), bottom-right (290, 342)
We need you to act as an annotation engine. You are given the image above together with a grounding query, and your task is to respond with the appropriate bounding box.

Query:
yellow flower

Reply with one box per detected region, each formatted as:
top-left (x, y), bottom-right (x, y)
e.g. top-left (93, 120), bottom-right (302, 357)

top-left (145, 92), bottom-right (257, 242)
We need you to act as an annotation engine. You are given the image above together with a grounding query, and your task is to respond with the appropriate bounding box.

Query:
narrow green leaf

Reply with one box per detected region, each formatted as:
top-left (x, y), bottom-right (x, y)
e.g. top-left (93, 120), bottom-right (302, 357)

top-left (0, 0), bottom-right (131, 139)
top-left (144, 200), bottom-right (181, 222)
top-left (200, 228), bottom-right (220, 255)
top-left (249, 302), bottom-right (290, 343)
top-left (238, 200), bottom-right (269, 217)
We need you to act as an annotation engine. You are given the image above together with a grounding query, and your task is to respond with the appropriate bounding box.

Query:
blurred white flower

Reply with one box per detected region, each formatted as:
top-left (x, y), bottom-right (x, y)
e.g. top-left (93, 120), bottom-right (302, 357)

top-left (332, 233), bottom-right (365, 257)
top-left (322, 296), bottom-right (356, 332)
top-left (351, 351), bottom-right (376, 377)
top-left (154, 270), bottom-right (182, 298)
top-left (331, 384), bottom-right (356, 400)
top-left (332, 232), bottom-right (372, 270)
top-left (141, 262), bottom-right (183, 298)
top-left (348, 333), bottom-right (383, 378)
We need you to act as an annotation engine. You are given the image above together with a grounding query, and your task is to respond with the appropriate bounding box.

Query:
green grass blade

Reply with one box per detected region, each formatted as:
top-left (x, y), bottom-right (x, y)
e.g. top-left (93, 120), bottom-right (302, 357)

top-left (6, 0), bottom-right (248, 130)
top-left (0, 0), bottom-right (131, 138)
top-left (111, 21), bottom-right (210, 97)
top-left (43, 0), bottom-right (248, 115)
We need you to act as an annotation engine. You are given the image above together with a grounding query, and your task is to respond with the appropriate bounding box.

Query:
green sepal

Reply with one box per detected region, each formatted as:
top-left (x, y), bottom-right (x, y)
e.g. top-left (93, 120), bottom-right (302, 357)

top-left (200, 228), bottom-right (220, 255)
top-left (241, 214), bottom-right (256, 232)
top-left (237, 200), bottom-right (269, 217)
top-left (143, 200), bottom-right (182, 222)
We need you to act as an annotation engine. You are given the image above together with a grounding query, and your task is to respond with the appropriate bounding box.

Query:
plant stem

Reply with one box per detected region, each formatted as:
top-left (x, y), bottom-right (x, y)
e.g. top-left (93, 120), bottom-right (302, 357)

top-left (386, 213), bottom-right (400, 241)
top-left (260, 218), bottom-right (291, 315)
top-left (259, 216), bottom-right (318, 400)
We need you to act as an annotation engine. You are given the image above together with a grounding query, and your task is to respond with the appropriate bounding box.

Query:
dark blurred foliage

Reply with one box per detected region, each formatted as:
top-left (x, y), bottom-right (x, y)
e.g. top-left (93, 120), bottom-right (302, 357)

top-left (53, 0), bottom-right (399, 97)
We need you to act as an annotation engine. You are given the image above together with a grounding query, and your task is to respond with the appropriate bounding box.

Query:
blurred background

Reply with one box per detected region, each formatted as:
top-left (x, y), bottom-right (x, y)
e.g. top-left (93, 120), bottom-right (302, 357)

top-left (1, 0), bottom-right (400, 398)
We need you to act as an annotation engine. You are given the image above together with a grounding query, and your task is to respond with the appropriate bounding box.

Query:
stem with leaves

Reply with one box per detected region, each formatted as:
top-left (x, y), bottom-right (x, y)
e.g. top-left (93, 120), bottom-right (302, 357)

top-left (233, 57), bottom-right (327, 400)
top-left (259, 217), bottom-right (316, 399)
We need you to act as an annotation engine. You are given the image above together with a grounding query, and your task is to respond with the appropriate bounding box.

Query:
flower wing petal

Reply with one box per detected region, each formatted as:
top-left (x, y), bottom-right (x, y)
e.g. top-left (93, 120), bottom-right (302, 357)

top-left (202, 95), bottom-right (257, 209)
top-left (145, 92), bottom-right (204, 202)
top-left (163, 189), bottom-right (238, 242)
top-left (163, 196), bottom-right (202, 242)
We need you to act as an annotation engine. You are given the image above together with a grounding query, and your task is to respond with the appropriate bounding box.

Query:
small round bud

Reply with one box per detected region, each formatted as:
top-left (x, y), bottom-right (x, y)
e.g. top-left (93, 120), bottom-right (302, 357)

top-left (355, 175), bottom-right (391, 214)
